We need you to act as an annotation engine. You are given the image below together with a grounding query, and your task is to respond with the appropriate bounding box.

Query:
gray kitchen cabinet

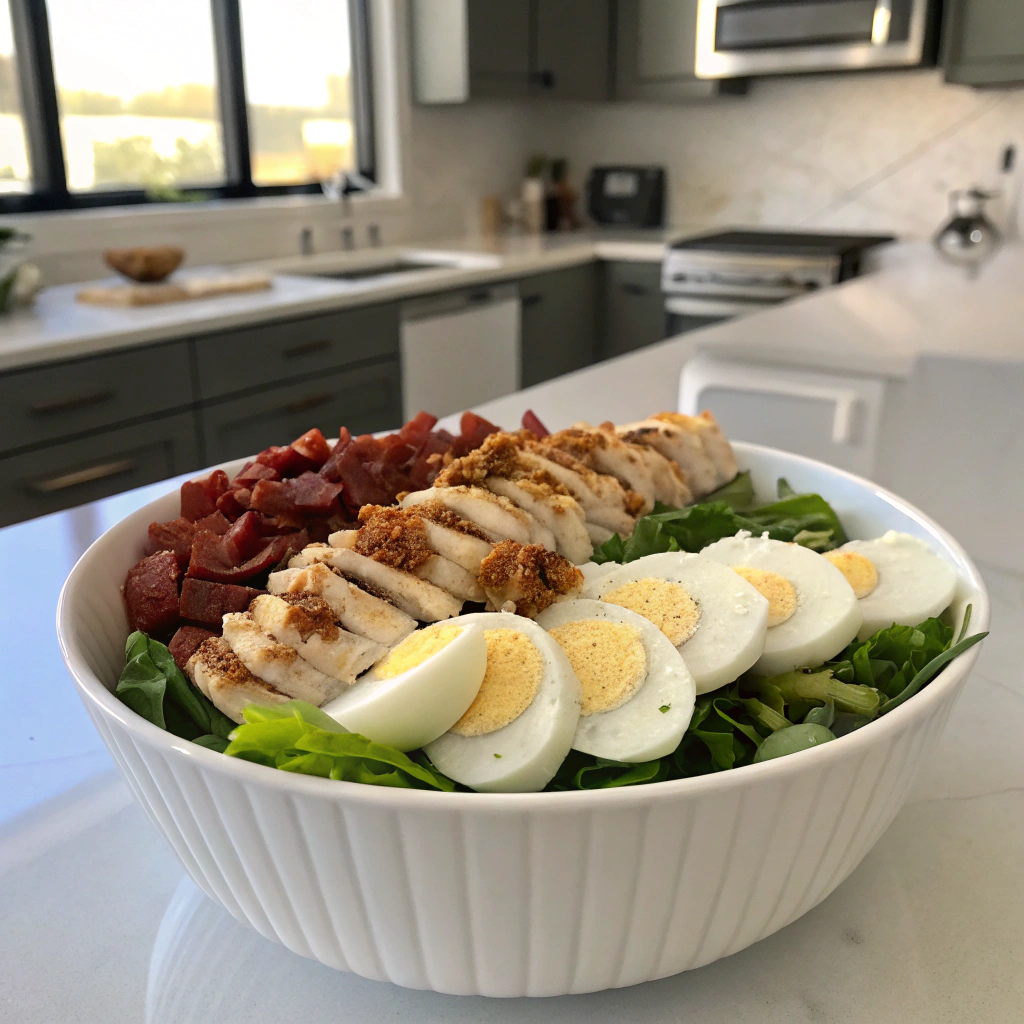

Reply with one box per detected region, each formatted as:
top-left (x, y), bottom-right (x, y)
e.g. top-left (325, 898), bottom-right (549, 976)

top-left (467, 0), bottom-right (533, 98)
top-left (0, 341), bottom-right (192, 456)
top-left (200, 360), bottom-right (402, 465)
top-left (942, 0), bottom-right (1024, 86)
top-left (0, 410), bottom-right (200, 527)
top-left (601, 260), bottom-right (666, 358)
top-left (534, 0), bottom-right (612, 100)
top-left (193, 303), bottom-right (399, 401)
top-left (614, 0), bottom-right (747, 102)
top-left (519, 263), bottom-right (599, 387)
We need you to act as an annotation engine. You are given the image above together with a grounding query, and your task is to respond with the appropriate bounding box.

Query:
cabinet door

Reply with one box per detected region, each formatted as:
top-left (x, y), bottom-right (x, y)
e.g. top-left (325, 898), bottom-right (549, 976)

top-left (467, 0), bottom-right (533, 98)
top-left (519, 263), bottom-right (598, 388)
top-left (0, 411), bottom-right (200, 527)
top-left (614, 0), bottom-right (746, 101)
top-left (200, 360), bottom-right (402, 465)
top-left (534, 0), bottom-right (612, 100)
top-left (943, 0), bottom-right (1024, 86)
top-left (601, 261), bottom-right (666, 358)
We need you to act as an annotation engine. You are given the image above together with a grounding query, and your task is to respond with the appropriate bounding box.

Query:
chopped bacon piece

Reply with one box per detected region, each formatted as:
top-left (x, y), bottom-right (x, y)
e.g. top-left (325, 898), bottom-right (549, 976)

top-left (232, 461), bottom-right (280, 485)
top-left (521, 409), bottom-right (550, 439)
top-left (290, 427), bottom-right (331, 465)
top-left (452, 411), bottom-right (500, 456)
top-left (194, 511), bottom-right (231, 536)
top-left (179, 578), bottom-right (264, 627)
top-left (220, 511), bottom-right (266, 564)
top-left (216, 488), bottom-right (249, 521)
top-left (180, 470), bottom-right (229, 521)
top-left (124, 550), bottom-right (181, 635)
top-left (250, 472), bottom-right (344, 518)
top-left (318, 426), bottom-right (353, 483)
top-left (188, 531), bottom-right (293, 583)
top-left (398, 411), bottom-right (438, 446)
top-left (255, 444), bottom-right (315, 477)
top-left (168, 625), bottom-right (218, 670)
top-left (408, 431), bottom-right (453, 490)
top-left (146, 517), bottom-right (196, 567)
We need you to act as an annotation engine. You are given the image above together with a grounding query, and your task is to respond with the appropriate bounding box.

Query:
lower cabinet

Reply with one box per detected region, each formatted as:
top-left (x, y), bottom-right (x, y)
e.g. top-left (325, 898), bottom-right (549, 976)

top-left (0, 411), bottom-right (200, 527)
top-left (519, 262), bottom-right (599, 388)
top-left (601, 260), bottom-right (667, 359)
top-left (200, 359), bottom-right (402, 464)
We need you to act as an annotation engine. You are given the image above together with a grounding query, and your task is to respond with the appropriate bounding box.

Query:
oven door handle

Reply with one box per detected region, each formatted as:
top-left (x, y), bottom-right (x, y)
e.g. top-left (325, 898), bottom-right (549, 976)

top-left (664, 295), bottom-right (776, 319)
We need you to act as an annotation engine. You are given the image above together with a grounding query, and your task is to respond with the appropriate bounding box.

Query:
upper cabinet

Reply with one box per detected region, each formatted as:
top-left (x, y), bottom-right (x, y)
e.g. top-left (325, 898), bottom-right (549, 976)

top-left (942, 0), bottom-right (1024, 86)
top-left (413, 0), bottom-right (612, 103)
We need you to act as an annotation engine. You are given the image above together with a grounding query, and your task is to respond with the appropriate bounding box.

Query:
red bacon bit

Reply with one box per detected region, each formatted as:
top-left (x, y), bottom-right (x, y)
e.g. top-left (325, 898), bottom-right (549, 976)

top-left (179, 578), bottom-right (264, 627)
top-left (124, 550), bottom-right (181, 635)
top-left (194, 511), bottom-right (231, 536)
top-left (290, 427), bottom-right (331, 465)
top-left (215, 488), bottom-right (249, 521)
top-left (250, 472), bottom-right (344, 518)
top-left (521, 409), bottom-right (550, 439)
top-left (451, 411), bottom-right (500, 456)
top-left (256, 444), bottom-right (315, 477)
top-left (180, 470), bottom-right (229, 521)
top-left (145, 517), bottom-right (196, 567)
top-left (232, 461), bottom-right (280, 485)
top-left (168, 625), bottom-right (218, 670)
top-left (398, 411), bottom-right (438, 446)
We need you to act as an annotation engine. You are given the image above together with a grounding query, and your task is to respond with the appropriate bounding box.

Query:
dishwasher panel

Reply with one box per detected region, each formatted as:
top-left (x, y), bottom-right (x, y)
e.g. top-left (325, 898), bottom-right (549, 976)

top-left (400, 284), bottom-right (520, 420)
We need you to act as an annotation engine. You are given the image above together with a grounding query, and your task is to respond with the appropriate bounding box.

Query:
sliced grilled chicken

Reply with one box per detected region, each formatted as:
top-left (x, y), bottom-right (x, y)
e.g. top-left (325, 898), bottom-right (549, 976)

top-left (477, 540), bottom-right (584, 618)
top-left (288, 545), bottom-right (462, 622)
top-left (187, 636), bottom-right (290, 724)
top-left (402, 485), bottom-right (556, 549)
top-left (221, 612), bottom-right (346, 705)
top-left (416, 554), bottom-right (486, 602)
top-left (586, 522), bottom-right (615, 546)
top-left (630, 438), bottom-right (693, 507)
top-left (485, 476), bottom-right (593, 565)
top-left (419, 517), bottom-right (494, 574)
top-left (249, 593), bottom-right (386, 683)
top-left (652, 411), bottom-right (738, 486)
top-left (617, 418), bottom-right (719, 497)
top-left (267, 563), bottom-right (417, 647)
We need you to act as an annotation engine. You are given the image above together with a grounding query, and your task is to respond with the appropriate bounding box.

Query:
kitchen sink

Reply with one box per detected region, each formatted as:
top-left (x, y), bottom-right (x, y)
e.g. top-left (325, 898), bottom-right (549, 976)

top-left (312, 260), bottom-right (458, 282)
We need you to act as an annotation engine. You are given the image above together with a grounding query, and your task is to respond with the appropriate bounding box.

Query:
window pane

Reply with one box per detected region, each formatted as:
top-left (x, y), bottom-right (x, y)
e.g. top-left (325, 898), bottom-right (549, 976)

top-left (0, 2), bottom-right (30, 193)
top-left (47, 0), bottom-right (224, 192)
top-left (239, 0), bottom-right (357, 186)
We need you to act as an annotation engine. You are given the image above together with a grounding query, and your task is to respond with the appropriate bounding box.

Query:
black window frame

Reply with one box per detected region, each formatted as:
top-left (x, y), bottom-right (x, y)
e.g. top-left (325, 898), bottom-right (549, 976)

top-left (0, 0), bottom-right (376, 213)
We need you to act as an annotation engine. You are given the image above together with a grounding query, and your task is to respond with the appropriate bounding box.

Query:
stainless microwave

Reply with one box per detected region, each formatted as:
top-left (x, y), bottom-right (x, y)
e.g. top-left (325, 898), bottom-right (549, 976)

top-left (694, 0), bottom-right (939, 79)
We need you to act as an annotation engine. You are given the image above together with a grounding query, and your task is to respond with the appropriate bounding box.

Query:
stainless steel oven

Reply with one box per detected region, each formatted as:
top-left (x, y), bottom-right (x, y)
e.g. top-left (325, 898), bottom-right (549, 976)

top-left (695, 0), bottom-right (938, 79)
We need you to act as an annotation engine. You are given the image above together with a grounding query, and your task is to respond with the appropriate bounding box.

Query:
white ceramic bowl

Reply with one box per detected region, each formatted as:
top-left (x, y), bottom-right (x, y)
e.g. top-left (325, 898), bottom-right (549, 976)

top-left (58, 442), bottom-right (989, 997)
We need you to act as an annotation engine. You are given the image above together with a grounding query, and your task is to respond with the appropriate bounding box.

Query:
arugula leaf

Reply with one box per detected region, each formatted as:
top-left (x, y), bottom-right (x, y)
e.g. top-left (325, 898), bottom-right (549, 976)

top-left (753, 724), bottom-right (835, 762)
top-left (748, 669), bottom-right (881, 720)
top-left (116, 631), bottom-right (234, 745)
top-left (744, 491), bottom-right (848, 548)
top-left (878, 631), bottom-right (987, 715)
top-left (223, 702), bottom-right (456, 791)
top-left (701, 470), bottom-right (755, 510)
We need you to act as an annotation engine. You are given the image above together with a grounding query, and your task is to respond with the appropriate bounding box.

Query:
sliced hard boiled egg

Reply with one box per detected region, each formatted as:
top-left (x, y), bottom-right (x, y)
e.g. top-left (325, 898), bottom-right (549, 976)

top-left (423, 612), bottom-right (581, 793)
top-left (829, 531), bottom-right (959, 640)
top-left (701, 534), bottom-right (863, 675)
top-left (321, 622), bottom-right (486, 751)
top-left (536, 599), bottom-right (696, 762)
top-left (581, 551), bottom-right (769, 694)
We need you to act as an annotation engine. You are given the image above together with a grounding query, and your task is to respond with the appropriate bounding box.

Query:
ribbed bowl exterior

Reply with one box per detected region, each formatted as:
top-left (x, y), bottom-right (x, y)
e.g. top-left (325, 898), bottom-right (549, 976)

top-left (58, 443), bottom-right (989, 996)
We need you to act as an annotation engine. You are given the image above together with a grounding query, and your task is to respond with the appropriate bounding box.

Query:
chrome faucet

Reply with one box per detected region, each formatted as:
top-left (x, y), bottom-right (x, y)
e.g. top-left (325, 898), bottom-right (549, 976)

top-left (299, 227), bottom-right (314, 256)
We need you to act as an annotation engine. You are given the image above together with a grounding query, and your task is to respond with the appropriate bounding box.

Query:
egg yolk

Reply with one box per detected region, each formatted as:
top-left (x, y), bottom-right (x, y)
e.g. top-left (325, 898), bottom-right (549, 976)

top-left (824, 551), bottom-right (879, 599)
top-left (733, 567), bottom-right (797, 627)
top-left (375, 624), bottom-right (462, 679)
top-left (548, 620), bottom-right (647, 717)
top-left (601, 578), bottom-right (700, 647)
top-left (449, 629), bottom-right (543, 737)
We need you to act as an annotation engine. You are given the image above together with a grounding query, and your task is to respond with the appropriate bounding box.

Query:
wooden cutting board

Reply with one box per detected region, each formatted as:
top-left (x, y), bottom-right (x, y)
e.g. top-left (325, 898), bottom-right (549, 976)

top-left (77, 272), bottom-right (272, 307)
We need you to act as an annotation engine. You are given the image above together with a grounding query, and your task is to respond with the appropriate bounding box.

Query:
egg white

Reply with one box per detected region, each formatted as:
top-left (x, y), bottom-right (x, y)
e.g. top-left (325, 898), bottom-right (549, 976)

top-left (700, 534), bottom-right (862, 675)
top-left (423, 612), bottom-right (582, 793)
top-left (582, 551), bottom-right (769, 693)
top-left (321, 623), bottom-right (487, 751)
top-left (536, 599), bottom-right (696, 762)
top-left (838, 531), bottom-right (959, 640)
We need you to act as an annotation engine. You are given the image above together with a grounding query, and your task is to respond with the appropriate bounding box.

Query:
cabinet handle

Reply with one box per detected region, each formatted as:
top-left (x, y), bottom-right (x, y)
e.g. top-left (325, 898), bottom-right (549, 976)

top-left (282, 339), bottom-right (331, 359)
top-left (30, 458), bottom-right (137, 494)
top-left (466, 289), bottom-right (494, 304)
top-left (521, 294), bottom-right (544, 308)
top-left (621, 282), bottom-right (650, 296)
top-left (531, 70), bottom-right (556, 89)
top-left (28, 389), bottom-right (116, 416)
top-left (284, 392), bottom-right (333, 414)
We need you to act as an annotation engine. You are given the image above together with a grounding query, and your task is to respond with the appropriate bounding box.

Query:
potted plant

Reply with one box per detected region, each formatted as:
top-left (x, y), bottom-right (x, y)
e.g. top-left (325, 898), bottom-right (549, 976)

top-left (0, 228), bottom-right (41, 313)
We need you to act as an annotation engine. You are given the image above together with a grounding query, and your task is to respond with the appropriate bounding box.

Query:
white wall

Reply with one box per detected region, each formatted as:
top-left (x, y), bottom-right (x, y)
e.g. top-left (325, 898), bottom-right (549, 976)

top-left (529, 70), bottom-right (1024, 240)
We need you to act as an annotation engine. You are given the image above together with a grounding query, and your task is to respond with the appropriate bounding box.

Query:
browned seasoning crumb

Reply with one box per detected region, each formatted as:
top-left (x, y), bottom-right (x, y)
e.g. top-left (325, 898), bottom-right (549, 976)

top-left (354, 505), bottom-right (434, 571)
top-left (435, 433), bottom-right (570, 496)
top-left (332, 567), bottom-right (400, 607)
top-left (274, 593), bottom-right (342, 642)
top-left (192, 636), bottom-right (260, 684)
top-left (478, 540), bottom-right (583, 618)
top-left (413, 499), bottom-right (492, 540)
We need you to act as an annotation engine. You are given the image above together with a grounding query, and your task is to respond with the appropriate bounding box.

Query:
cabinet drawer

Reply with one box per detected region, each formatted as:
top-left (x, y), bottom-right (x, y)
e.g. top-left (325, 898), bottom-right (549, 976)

top-left (601, 260), bottom-right (666, 358)
top-left (200, 360), bottom-right (402, 465)
top-left (0, 342), bottom-right (192, 455)
top-left (0, 410), bottom-right (201, 527)
top-left (194, 304), bottom-right (399, 400)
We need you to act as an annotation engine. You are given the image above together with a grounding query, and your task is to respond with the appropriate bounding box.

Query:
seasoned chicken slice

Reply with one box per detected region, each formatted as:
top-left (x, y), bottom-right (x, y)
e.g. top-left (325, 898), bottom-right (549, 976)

top-left (617, 418), bottom-right (719, 497)
top-left (288, 545), bottom-right (462, 622)
top-left (486, 476), bottom-right (593, 565)
top-left (586, 522), bottom-right (615, 546)
top-left (402, 485), bottom-right (556, 549)
top-left (187, 636), bottom-right (290, 724)
top-left (652, 411), bottom-right (738, 486)
top-left (477, 540), bottom-right (584, 618)
top-left (221, 612), bottom-right (346, 705)
top-left (267, 563), bottom-right (416, 646)
top-left (249, 593), bottom-right (385, 683)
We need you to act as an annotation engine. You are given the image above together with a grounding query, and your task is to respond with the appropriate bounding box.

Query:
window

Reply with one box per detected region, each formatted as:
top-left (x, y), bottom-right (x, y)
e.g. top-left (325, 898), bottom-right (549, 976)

top-left (0, 0), bottom-right (374, 212)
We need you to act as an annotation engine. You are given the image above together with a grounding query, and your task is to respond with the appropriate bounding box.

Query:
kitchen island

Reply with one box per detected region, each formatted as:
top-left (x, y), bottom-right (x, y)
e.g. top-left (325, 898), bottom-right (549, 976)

top-left (2, 338), bottom-right (1022, 1023)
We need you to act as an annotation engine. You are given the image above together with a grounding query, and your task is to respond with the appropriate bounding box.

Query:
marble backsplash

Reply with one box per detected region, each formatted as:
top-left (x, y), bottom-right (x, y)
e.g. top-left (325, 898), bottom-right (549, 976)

top-left (529, 70), bottom-right (1024, 241)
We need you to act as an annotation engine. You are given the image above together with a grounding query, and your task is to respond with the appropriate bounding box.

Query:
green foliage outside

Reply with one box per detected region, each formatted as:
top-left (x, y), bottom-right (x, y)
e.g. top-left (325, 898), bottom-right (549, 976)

top-left (92, 136), bottom-right (220, 189)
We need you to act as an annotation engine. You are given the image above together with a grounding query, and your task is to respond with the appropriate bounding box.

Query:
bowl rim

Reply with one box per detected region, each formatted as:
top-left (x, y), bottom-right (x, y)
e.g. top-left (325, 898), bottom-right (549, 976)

top-left (57, 440), bottom-right (990, 810)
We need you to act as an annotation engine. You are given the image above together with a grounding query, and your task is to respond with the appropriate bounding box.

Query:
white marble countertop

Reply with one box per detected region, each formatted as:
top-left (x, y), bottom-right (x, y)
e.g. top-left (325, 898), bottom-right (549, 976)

top-left (0, 229), bottom-right (676, 373)
top-left (2, 344), bottom-right (1022, 1022)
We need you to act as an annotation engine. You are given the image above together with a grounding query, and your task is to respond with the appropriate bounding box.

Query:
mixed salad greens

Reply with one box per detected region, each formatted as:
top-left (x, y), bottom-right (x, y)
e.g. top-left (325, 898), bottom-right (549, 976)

top-left (116, 475), bottom-right (986, 792)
